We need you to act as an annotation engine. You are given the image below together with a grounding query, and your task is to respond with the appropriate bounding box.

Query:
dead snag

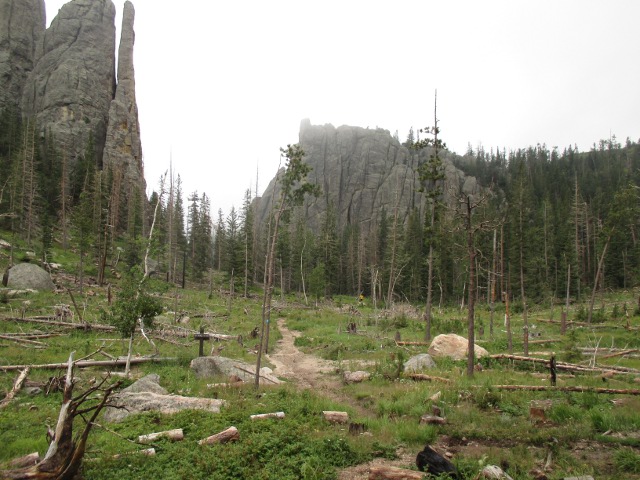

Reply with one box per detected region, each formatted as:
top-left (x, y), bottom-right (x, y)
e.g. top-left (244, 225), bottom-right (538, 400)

top-left (0, 352), bottom-right (122, 480)
top-left (0, 367), bottom-right (30, 409)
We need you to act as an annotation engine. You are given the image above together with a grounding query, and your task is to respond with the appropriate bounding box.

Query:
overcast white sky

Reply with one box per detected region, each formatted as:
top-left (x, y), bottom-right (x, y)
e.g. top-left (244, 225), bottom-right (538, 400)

top-left (45, 0), bottom-right (640, 216)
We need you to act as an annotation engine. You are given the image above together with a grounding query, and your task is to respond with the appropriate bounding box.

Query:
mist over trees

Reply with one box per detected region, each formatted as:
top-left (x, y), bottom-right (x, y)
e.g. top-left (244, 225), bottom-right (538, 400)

top-left (1, 107), bottom-right (639, 313)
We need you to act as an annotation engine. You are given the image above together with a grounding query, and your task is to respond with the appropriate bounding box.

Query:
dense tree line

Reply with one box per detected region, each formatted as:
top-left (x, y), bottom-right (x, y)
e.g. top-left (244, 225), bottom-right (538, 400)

top-left (2, 106), bottom-right (638, 309)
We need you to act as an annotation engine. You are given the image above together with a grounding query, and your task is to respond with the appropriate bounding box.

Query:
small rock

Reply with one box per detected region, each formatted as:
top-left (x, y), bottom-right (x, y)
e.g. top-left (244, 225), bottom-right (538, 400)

top-left (429, 391), bottom-right (442, 402)
top-left (24, 387), bottom-right (42, 396)
top-left (343, 370), bottom-right (370, 384)
top-left (481, 465), bottom-right (514, 479)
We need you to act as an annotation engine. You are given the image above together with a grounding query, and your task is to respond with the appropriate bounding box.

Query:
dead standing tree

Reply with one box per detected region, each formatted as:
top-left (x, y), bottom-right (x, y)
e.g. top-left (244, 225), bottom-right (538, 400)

top-left (0, 352), bottom-right (121, 479)
top-left (454, 186), bottom-right (492, 377)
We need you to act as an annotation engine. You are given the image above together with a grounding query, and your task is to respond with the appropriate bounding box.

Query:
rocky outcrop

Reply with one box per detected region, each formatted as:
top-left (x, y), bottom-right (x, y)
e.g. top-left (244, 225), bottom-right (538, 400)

top-left (102, 1), bottom-right (144, 188)
top-left (21, 0), bottom-right (117, 167)
top-left (0, 0), bottom-right (45, 114)
top-left (103, 374), bottom-right (225, 423)
top-left (5, 262), bottom-right (55, 291)
top-left (254, 120), bottom-right (480, 237)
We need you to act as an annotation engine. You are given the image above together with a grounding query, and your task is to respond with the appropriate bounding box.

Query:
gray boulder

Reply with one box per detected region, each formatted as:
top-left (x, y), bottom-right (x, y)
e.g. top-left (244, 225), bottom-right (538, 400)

top-left (6, 263), bottom-right (55, 291)
top-left (103, 373), bottom-right (225, 423)
top-left (404, 354), bottom-right (436, 372)
top-left (191, 356), bottom-right (281, 385)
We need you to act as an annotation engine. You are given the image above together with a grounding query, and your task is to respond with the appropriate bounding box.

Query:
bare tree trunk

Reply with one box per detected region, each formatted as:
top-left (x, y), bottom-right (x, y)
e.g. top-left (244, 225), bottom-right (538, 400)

top-left (465, 196), bottom-right (476, 378)
top-left (424, 201), bottom-right (435, 342)
top-left (562, 263), bottom-right (570, 334)
top-left (587, 234), bottom-right (611, 323)
top-left (490, 229), bottom-right (497, 338)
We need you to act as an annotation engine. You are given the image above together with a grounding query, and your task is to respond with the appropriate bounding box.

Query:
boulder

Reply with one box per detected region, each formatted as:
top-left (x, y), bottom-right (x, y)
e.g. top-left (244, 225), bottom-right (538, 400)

top-left (404, 354), bottom-right (436, 372)
top-left (6, 263), bottom-right (55, 291)
top-left (103, 374), bottom-right (224, 423)
top-left (427, 334), bottom-right (489, 361)
top-left (190, 356), bottom-right (281, 384)
top-left (343, 370), bottom-right (370, 384)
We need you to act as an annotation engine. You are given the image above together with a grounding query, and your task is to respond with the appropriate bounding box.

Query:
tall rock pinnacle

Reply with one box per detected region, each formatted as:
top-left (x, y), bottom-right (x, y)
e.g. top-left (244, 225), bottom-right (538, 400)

top-left (102, 0), bottom-right (145, 191)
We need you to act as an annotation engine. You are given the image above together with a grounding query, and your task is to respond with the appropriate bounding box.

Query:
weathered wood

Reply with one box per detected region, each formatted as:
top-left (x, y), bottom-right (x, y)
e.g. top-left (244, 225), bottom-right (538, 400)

top-left (0, 367), bottom-right (30, 409)
top-left (598, 349), bottom-right (638, 359)
top-left (490, 353), bottom-right (639, 375)
top-left (198, 426), bottom-right (239, 445)
top-left (5, 452), bottom-right (40, 469)
top-left (1, 316), bottom-right (116, 331)
top-left (0, 334), bottom-right (47, 346)
top-left (0, 352), bottom-right (122, 479)
top-left (138, 428), bottom-right (184, 444)
top-left (404, 373), bottom-right (451, 383)
top-left (395, 341), bottom-right (430, 346)
top-left (419, 415), bottom-right (446, 425)
top-left (322, 411), bottom-right (349, 424)
top-left (0, 356), bottom-right (176, 372)
top-left (368, 466), bottom-right (425, 479)
top-left (492, 385), bottom-right (640, 395)
top-left (250, 411), bottom-right (285, 421)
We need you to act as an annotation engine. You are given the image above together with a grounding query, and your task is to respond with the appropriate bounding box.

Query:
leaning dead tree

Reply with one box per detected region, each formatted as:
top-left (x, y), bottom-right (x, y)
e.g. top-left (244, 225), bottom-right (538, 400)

top-left (0, 352), bottom-right (121, 480)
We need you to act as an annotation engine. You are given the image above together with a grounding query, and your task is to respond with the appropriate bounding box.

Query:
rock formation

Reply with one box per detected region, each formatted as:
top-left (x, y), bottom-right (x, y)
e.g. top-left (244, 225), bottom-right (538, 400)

top-left (254, 119), bottom-right (480, 237)
top-left (0, 0), bottom-right (146, 193)
top-left (5, 262), bottom-right (55, 291)
top-left (21, 0), bottom-right (117, 168)
top-left (102, 1), bottom-right (144, 188)
top-left (0, 0), bottom-right (46, 114)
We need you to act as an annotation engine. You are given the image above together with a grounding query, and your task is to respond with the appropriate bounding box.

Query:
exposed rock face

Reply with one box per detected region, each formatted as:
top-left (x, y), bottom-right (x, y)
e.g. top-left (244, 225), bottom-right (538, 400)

top-left (102, 1), bottom-right (144, 188)
top-left (21, 0), bottom-right (117, 167)
top-left (6, 262), bottom-right (55, 291)
top-left (0, 0), bottom-right (46, 114)
top-left (427, 333), bottom-right (489, 361)
top-left (255, 119), bottom-right (479, 237)
top-left (103, 374), bottom-right (225, 423)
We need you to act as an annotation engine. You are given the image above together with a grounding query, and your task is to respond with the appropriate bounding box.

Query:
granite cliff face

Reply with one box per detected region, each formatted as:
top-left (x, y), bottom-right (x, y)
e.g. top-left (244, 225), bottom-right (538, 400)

top-left (0, 0), bottom-right (46, 113)
top-left (102, 1), bottom-right (144, 188)
top-left (255, 119), bottom-right (479, 236)
top-left (0, 0), bottom-right (144, 190)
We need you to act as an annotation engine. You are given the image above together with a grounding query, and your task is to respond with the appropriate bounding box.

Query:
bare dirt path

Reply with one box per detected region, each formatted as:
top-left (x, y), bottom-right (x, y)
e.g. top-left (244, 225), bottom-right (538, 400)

top-left (266, 318), bottom-right (419, 479)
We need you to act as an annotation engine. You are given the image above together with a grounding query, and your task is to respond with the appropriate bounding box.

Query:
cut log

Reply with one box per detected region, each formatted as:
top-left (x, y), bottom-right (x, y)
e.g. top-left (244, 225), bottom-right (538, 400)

top-left (250, 412), bottom-right (285, 421)
top-left (368, 466), bottom-right (425, 479)
top-left (322, 411), bottom-right (349, 424)
top-left (419, 415), bottom-right (446, 425)
top-left (138, 428), bottom-right (184, 444)
top-left (404, 373), bottom-right (451, 383)
top-left (0, 367), bottom-right (29, 409)
top-left (491, 384), bottom-right (640, 395)
top-left (198, 426), bottom-right (239, 445)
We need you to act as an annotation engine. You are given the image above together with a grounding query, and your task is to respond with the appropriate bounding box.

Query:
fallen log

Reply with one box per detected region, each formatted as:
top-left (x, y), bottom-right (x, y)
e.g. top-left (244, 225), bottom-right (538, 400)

top-left (490, 354), bottom-right (638, 375)
top-left (0, 367), bottom-right (30, 409)
top-left (198, 426), bottom-right (239, 445)
top-left (250, 412), bottom-right (285, 421)
top-left (419, 415), bottom-right (446, 425)
top-left (0, 334), bottom-right (47, 347)
top-left (322, 411), bottom-right (349, 424)
top-left (368, 466), bottom-right (424, 479)
top-left (395, 341), bottom-right (430, 346)
top-left (138, 428), bottom-right (184, 444)
top-left (598, 349), bottom-right (639, 360)
top-left (0, 356), bottom-right (176, 372)
top-left (1, 316), bottom-right (116, 331)
top-left (404, 373), bottom-right (451, 383)
top-left (491, 385), bottom-right (640, 395)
